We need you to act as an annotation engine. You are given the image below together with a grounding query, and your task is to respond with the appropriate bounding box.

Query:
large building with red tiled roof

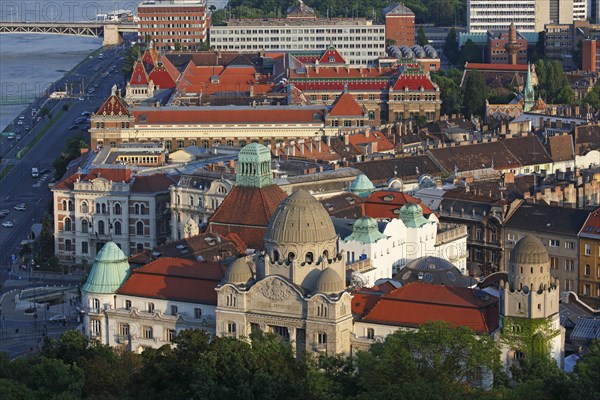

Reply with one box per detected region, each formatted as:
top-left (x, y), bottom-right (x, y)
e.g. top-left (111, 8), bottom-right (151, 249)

top-left (52, 167), bottom-right (179, 263)
top-left (208, 143), bottom-right (288, 250)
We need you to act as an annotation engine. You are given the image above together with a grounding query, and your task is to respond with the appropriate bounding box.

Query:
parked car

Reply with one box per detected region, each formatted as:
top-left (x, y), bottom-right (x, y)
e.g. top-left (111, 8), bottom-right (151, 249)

top-left (68, 125), bottom-right (78, 130)
top-left (14, 203), bottom-right (27, 211)
top-left (2, 221), bottom-right (13, 228)
top-left (49, 314), bottom-right (68, 323)
top-left (0, 209), bottom-right (9, 218)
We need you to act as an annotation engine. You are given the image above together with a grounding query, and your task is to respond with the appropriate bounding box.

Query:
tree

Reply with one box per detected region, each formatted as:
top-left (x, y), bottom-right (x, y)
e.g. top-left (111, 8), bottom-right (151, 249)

top-left (431, 69), bottom-right (463, 115)
top-left (417, 26), bottom-right (429, 46)
top-left (458, 39), bottom-right (482, 66)
top-left (122, 43), bottom-right (141, 79)
top-left (40, 106), bottom-right (51, 120)
top-left (535, 59), bottom-right (575, 104)
top-left (463, 70), bottom-right (487, 118)
top-left (443, 27), bottom-right (459, 65)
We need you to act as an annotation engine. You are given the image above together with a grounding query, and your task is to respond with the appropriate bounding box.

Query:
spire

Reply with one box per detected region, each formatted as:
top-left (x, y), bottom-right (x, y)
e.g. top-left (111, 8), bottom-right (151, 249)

top-left (524, 63), bottom-right (535, 112)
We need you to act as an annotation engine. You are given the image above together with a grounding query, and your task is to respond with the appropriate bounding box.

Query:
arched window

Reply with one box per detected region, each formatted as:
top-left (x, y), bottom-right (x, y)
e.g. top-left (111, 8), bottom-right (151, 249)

top-left (92, 298), bottom-right (100, 312)
top-left (190, 195), bottom-right (194, 206)
top-left (114, 203), bottom-right (121, 215)
top-left (176, 195), bottom-right (181, 205)
top-left (96, 203), bottom-right (100, 213)
top-left (68, 200), bottom-right (74, 211)
top-left (322, 250), bottom-right (329, 261)
top-left (273, 249), bottom-right (280, 262)
top-left (64, 217), bottom-right (72, 232)
top-left (134, 204), bottom-right (140, 214)
top-left (114, 221), bottom-right (122, 235)
top-left (136, 221), bottom-right (144, 236)
top-left (101, 204), bottom-right (107, 214)
top-left (81, 219), bottom-right (88, 233)
top-left (98, 220), bottom-right (105, 235)
top-left (305, 252), bottom-right (314, 264)
top-left (81, 201), bottom-right (88, 214)
top-left (62, 200), bottom-right (67, 211)
top-left (140, 204), bottom-right (146, 215)
top-left (287, 252), bottom-right (296, 263)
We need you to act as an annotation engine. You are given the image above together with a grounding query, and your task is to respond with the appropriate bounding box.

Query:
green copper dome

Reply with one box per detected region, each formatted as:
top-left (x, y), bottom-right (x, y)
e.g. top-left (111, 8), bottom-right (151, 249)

top-left (344, 216), bottom-right (387, 244)
top-left (398, 202), bottom-right (430, 228)
top-left (236, 143), bottom-right (274, 188)
top-left (82, 242), bottom-right (130, 294)
top-left (349, 174), bottom-right (375, 197)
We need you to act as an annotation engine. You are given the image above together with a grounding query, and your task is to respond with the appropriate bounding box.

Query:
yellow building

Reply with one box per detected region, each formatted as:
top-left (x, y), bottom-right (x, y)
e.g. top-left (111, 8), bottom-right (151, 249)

top-left (578, 208), bottom-right (600, 308)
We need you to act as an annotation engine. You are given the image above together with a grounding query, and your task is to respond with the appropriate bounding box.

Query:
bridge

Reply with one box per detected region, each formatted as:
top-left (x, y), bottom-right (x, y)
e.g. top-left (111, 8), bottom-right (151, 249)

top-left (0, 21), bottom-right (137, 46)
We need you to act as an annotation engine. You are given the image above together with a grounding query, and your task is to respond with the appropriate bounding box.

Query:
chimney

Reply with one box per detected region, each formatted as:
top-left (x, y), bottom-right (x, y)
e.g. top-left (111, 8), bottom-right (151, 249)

top-left (325, 135), bottom-right (331, 146)
top-left (344, 134), bottom-right (350, 145)
top-left (299, 139), bottom-right (305, 155)
top-left (308, 140), bottom-right (313, 153)
top-left (365, 130), bottom-right (370, 138)
top-left (315, 60), bottom-right (319, 74)
top-left (317, 139), bottom-right (322, 152)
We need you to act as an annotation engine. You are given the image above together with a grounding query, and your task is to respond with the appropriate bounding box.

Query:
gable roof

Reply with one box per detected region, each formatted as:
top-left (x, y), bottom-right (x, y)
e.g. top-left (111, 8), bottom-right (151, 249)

top-left (392, 72), bottom-right (436, 91)
top-left (502, 135), bottom-right (553, 166)
top-left (353, 154), bottom-right (442, 184)
top-left (117, 258), bottom-right (226, 304)
top-left (579, 208), bottom-right (600, 239)
top-left (131, 173), bottom-right (179, 193)
top-left (358, 282), bottom-right (499, 335)
top-left (142, 47), bottom-right (159, 68)
top-left (429, 141), bottom-right (519, 172)
top-left (130, 61), bottom-right (149, 86)
top-left (318, 46), bottom-right (346, 64)
top-left (53, 168), bottom-right (133, 191)
top-left (96, 94), bottom-right (130, 117)
top-left (383, 3), bottom-right (415, 16)
top-left (328, 91), bottom-right (364, 117)
top-left (148, 64), bottom-right (177, 89)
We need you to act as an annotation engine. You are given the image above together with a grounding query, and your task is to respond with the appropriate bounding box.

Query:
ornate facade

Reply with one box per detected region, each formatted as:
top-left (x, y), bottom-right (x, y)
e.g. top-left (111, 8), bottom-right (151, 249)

top-left (215, 190), bottom-right (353, 356)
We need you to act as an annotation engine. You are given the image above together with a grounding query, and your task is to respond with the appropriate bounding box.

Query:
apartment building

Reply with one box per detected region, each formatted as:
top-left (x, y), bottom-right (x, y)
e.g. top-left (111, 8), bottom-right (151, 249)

top-left (383, 3), bottom-right (415, 47)
top-left (578, 208), bottom-right (600, 308)
top-left (209, 2), bottom-right (386, 66)
top-left (52, 168), bottom-right (178, 263)
top-left (138, 0), bottom-right (209, 50)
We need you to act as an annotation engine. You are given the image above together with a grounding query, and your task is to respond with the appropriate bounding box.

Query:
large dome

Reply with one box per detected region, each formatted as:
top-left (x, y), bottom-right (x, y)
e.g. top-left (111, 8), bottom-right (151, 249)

top-left (224, 258), bottom-right (254, 285)
top-left (265, 189), bottom-right (337, 244)
top-left (394, 256), bottom-right (476, 287)
top-left (510, 235), bottom-right (549, 264)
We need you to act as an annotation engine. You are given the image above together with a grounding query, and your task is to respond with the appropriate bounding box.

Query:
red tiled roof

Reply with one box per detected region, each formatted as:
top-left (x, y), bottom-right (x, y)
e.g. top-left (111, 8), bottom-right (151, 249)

top-left (131, 173), bottom-right (179, 193)
top-left (392, 73), bottom-right (436, 91)
top-left (580, 207), bottom-right (600, 239)
top-left (130, 61), bottom-right (149, 86)
top-left (53, 168), bottom-right (133, 190)
top-left (209, 184), bottom-right (288, 250)
top-left (364, 190), bottom-right (433, 219)
top-left (547, 135), bottom-right (574, 162)
top-left (133, 108), bottom-right (324, 124)
top-left (142, 48), bottom-right (159, 67)
top-left (96, 95), bottom-right (130, 117)
top-left (318, 47), bottom-right (346, 64)
top-left (352, 290), bottom-right (382, 317)
top-left (465, 63), bottom-right (529, 71)
top-left (148, 65), bottom-right (176, 89)
top-left (160, 55), bottom-right (181, 82)
top-left (328, 92), bottom-right (364, 117)
top-left (117, 258), bottom-right (227, 304)
top-left (360, 283), bottom-right (499, 334)
top-left (348, 131), bottom-right (395, 153)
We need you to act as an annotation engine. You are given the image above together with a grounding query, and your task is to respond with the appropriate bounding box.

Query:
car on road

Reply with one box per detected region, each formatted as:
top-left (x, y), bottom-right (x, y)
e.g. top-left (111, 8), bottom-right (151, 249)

top-left (39, 168), bottom-right (50, 175)
top-left (0, 209), bottom-right (9, 218)
top-left (16, 135), bottom-right (21, 140)
top-left (81, 111), bottom-right (91, 116)
top-left (78, 97), bottom-right (85, 101)
top-left (19, 115), bottom-right (25, 120)
top-left (25, 126), bottom-right (30, 131)
top-left (49, 314), bottom-right (68, 323)
top-left (68, 125), bottom-right (78, 130)
top-left (17, 120), bottom-right (23, 125)
top-left (2, 221), bottom-right (14, 228)
top-left (14, 204), bottom-right (27, 211)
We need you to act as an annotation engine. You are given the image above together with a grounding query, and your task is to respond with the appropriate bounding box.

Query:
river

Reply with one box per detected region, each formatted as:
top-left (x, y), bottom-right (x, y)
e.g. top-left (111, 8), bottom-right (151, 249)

top-left (0, 0), bottom-right (138, 131)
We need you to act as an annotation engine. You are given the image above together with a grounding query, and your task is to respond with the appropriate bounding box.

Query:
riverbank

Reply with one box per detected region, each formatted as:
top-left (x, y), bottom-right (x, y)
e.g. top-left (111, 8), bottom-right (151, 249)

top-left (0, 34), bottom-right (102, 132)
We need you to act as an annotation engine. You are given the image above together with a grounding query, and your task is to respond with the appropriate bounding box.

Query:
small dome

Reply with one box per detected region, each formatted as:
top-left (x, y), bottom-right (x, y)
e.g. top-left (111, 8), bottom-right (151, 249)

top-left (314, 267), bottom-right (345, 294)
top-left (395, 256), bottom-right (476, 287)
top-left (510, 235), bottom-right (549, 264)
top-left (387, 177), bottom-right (403, 191)
top-left (349, 174), bottom-right (375, 197)
top-left (399, 202), bottom-right (430, 228)
top-left (224, 258), bottom-right (253, 285)
top-left (82, 242), bottom-right (130, 294)
top-left (344, 216), bottom-right (387, 244)
top-left (266, 189), bottom-right (337, 244)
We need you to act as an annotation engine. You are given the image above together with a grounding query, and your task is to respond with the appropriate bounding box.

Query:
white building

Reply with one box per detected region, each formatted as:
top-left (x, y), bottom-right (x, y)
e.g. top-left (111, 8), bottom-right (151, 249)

top-left (336, 202), bottom-right (468, 287)
top-left (52, 167), bottom-right (178, 263)
top-left (467, 0), bottom-right (581, 33)
top-left (209, 2), bottom-right (386, 66)
top-left (82, 242), bottom-right (220, 351)
top-left (170, 174), bottom-right (234, 241)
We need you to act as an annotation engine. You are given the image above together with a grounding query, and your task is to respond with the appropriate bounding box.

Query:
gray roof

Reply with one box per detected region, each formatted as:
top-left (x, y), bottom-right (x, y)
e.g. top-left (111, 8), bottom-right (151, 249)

top-left (570, 317), bottom-right (600, 345)
top-left (505, 203), bottom-right (590, 236)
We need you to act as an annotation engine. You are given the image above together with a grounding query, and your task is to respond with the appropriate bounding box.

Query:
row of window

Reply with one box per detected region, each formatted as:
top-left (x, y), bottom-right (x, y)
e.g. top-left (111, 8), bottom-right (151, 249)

top-left (66, 201), bottom-right (149, 216)
top-left (213, 28), bottom-right (385, 35)
top-left (62, 218), bottom-right (147, 236)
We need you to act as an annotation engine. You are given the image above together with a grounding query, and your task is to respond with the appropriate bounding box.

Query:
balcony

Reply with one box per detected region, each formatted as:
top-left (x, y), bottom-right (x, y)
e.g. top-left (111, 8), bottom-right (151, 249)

top-left (348, 259), bottom-right (374, 273)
